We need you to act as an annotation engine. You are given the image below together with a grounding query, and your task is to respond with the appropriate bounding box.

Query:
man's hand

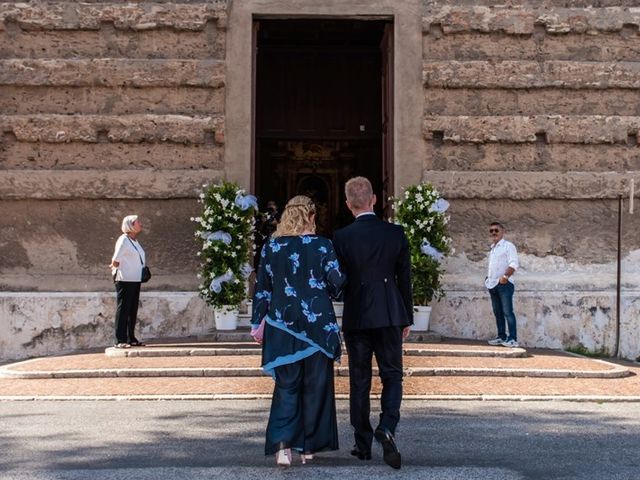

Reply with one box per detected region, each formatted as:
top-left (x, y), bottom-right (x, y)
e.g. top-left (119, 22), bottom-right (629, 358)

top-left (402, 326), bottom-right (411, 340)
top-left (499, 275), bottom-right (509, 284)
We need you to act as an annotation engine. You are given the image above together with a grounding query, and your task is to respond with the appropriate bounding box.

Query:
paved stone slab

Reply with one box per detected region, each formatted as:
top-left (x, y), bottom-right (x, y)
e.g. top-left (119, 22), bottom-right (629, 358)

top-left (1, 363), bottom-right (640, 398)
top-left (104, 344), bottom-right (526, 358)
top-left (1, 350), bottom-right (628, 379)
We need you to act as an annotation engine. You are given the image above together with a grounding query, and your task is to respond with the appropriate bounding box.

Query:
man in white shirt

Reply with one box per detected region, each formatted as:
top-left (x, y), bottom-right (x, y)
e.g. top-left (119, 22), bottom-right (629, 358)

top-left (485, 222), bottom-right (520, 348)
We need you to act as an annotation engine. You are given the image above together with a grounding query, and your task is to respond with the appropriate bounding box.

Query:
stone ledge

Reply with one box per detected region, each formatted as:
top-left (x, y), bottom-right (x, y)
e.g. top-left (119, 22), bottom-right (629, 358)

top-left (0, 114), bottom-right (225, 143)
top-left (0, 59), bottom-right (225, 88)
top-left (0, 2), bottom-right (227, 31)
top-left (0, 364), bottom-right (627, 379)
top-left (423, 115), bottom-right (640, 144)
top-left (1, 394), bottom-right (640, 402)
top-left (0, 169), bottom-right (224, 199)
top-left (424, 61), bottom-right (640, 89)
top-left (423, 170), bottom-right (636, 200)
top-left (423, 6), bottom-right (640, 35)
top-left (104, 345), bottom-right (527, 358)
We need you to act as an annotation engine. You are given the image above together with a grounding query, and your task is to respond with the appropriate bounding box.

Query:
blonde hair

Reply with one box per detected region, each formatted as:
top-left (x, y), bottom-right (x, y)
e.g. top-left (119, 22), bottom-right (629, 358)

top-left (272, 195), bottom-right (316, 238)
top-left (345, 176), bottom-right (373, 209)
top-left (121, 215), bottom-right (139, 233)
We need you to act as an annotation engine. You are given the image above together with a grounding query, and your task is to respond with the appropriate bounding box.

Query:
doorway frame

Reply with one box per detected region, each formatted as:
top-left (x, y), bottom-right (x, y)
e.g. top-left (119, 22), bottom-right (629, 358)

top-left (224, 0), bottom-right (425, 201)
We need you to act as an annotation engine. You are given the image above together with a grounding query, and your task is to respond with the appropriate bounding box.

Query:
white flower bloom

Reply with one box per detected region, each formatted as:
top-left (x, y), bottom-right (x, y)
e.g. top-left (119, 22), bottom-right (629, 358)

top-left (190, 217), bottom-right (195, 221)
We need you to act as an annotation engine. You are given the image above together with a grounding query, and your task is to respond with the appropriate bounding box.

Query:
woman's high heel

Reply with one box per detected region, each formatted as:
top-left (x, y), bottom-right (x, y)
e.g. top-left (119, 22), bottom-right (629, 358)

top-left (276, 448), bottom-right (292, 467)
top-left (300, 453), bottom-right (314, 464)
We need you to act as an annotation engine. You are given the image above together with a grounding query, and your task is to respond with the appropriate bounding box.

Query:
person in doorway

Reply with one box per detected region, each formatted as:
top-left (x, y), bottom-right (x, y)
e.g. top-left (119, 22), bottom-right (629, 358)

top-left (109, 215), bottom-right (147, 348)
top-left (332, 176), bottom-right (413, 470)
top-left (250, 195), bottom-right (346, 467)
top-left (485, 222), bottom-right (520, 348)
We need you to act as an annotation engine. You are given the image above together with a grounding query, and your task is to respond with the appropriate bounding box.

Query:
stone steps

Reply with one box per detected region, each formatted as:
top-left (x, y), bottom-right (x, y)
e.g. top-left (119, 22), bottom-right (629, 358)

top-left (104, 343), bottom-right (527, 359)
top-left (0, 365), bottom-right (629, 380)
top-left (0, 341), bottom-right (629, 380)
top-left (203, 328), bottom-right (442, 343)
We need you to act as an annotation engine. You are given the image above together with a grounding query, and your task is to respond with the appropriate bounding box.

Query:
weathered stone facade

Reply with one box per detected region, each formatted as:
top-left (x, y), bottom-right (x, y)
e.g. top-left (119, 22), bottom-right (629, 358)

top-left (1, 0), bottom-right (639, 361)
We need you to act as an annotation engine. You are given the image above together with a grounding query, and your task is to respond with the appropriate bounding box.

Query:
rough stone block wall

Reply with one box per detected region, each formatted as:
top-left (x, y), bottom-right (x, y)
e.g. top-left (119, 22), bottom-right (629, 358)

top-left (0, 2), bottom-right (228, 292)
top-left (422, 1), bottom-right (640, 357)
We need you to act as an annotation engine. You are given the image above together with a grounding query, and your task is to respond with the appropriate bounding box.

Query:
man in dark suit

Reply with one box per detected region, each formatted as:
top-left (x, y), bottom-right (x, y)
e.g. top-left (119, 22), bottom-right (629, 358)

top-left (332, 176), bottom-right (413, 470)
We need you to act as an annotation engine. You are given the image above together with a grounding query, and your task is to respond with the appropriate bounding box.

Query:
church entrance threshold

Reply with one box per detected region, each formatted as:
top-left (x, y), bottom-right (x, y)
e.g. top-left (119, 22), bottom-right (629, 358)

top-left (254, 19), bottom-right (393, 237)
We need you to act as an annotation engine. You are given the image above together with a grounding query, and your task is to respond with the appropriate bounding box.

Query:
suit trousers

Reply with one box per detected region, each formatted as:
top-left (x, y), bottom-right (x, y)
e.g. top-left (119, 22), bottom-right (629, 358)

top-left (265, 351), bottom-right (338, 455)
top-left (343, 326), bottom-right (403, 453)
top-left (114, 281), bottom-right (141, 344)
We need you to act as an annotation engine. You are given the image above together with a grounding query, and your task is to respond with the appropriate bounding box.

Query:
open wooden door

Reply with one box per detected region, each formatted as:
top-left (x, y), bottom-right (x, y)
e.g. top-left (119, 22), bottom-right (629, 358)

top-left (380, 22), bottom-right (394, 220)
top-left (251, 20), bottom-right (259, 193)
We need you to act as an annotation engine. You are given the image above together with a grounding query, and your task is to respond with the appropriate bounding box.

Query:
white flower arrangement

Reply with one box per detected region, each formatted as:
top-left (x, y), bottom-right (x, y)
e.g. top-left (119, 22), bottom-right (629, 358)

top-left (392, 182), bottom-right (453, 306)
top-left (192, 181), bottom-right (257, 309)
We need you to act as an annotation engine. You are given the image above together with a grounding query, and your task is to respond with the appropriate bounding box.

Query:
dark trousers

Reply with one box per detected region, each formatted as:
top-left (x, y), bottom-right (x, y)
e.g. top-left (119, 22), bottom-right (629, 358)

top-left (489, 282), bottom-right (517, 341)
top-left (265, 351), bottom-right (338, 456)
top-left (343, 326), bottom-right (403, 453)
top-left (114, 281), bottom-right (141, 344)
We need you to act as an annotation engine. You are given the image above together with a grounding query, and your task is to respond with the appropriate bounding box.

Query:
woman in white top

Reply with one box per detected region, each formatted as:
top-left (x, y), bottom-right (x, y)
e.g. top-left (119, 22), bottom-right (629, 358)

top-left (110, 215), bottom-right (146, 348)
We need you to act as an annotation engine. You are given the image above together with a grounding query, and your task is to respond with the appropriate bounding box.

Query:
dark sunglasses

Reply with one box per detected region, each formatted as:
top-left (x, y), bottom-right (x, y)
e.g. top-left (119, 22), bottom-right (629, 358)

top-left (489, 228), bottom-right (500, 233)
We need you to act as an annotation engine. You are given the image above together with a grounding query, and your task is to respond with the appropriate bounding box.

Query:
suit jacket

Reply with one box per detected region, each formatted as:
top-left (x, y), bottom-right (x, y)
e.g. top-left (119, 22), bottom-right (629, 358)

top-left (333, 214), bottom-right (413, 331)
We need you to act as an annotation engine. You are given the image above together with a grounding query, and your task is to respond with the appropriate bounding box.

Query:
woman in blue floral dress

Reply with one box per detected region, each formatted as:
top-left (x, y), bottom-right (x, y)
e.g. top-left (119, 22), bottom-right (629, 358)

top-left (251, 195), bottom-right (346, 467)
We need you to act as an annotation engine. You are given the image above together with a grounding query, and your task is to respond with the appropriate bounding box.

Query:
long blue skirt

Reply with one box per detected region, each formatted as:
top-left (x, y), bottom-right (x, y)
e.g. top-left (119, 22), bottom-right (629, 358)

top-left (265, 350), bottom-right (339, 455)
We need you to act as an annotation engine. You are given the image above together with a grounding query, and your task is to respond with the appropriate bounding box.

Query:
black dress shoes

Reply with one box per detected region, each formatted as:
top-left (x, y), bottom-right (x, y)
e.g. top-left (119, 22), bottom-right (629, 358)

top-left (374, 427), bottom-right (401, 469)
top-left (350, 446), bottom-right (371, 460)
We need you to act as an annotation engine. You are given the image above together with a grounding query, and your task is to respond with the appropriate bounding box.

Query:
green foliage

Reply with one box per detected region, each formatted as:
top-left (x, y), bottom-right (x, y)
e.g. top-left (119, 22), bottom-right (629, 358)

top-left (565, 344), bottom-right (610, 358)
top-left (192, 181), bottom-right (256, 309)
top-left (392, 182), bottom-right (452, 306)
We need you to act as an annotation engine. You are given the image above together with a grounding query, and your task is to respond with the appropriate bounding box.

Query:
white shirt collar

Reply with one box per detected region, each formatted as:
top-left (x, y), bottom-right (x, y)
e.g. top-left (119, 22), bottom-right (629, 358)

top-left (356, 211), bottom-right (376, 219)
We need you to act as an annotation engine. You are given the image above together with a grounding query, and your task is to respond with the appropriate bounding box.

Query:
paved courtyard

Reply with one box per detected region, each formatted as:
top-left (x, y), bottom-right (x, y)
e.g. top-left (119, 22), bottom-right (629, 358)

top-left (1, 400), bottom-right (640, 479)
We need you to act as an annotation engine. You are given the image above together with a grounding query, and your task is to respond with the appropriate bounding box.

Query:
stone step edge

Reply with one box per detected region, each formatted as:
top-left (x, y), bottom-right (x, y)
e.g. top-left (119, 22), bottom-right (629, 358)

top-left (204, 331), bottom-right (443, 343)
top-left (0, 365), bottom-right (629, 380)
top-left (2, 394), bottom-right (640, 403)
top-left (104, 346), bottom-right (527, 358)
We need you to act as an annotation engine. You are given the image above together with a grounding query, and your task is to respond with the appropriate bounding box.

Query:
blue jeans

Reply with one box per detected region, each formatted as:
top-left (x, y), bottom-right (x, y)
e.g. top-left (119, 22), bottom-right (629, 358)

top-left (489, 282), bottom-right (517, 341)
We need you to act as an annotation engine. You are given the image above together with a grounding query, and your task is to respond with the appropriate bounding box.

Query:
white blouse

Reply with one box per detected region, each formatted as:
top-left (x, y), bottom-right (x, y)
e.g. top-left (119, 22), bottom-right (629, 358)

top-left (111, 234), bottom-right (146, 282)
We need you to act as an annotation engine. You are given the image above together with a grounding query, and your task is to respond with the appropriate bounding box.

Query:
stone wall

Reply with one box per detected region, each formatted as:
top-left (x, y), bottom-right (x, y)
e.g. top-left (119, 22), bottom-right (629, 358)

top-left (2, 0), bottom-right (640, 361)
top-left (422, 1), bottom-right (640, 358)
top-left (0, 1), bottom-right (228, 293)
top-left (0, 292), bottom-right (212, 361)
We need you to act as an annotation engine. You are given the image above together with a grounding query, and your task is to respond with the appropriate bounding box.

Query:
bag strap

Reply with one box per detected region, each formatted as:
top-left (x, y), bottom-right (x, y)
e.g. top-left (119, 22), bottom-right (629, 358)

top-left (126, 236), bottom-right (145, 266)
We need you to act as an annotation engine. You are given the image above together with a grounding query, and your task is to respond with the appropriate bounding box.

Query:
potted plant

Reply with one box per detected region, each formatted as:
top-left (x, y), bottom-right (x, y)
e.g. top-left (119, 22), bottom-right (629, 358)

top-left (392, 182), bottom-right (452, 331)
top-left (192, 181), bottom-right (257, 330)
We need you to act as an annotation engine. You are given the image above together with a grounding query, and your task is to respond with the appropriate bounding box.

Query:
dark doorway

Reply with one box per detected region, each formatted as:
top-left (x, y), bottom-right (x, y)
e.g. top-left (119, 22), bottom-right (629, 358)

top-left (254, 19), bottom-right (392, 237)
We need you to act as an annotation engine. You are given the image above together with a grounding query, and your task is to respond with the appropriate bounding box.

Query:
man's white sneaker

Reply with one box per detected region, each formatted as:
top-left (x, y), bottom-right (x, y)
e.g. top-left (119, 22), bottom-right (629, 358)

top-left (487, 337), bottom-right (504, 346)
top-left (500, 339), bottom-right (519, 348)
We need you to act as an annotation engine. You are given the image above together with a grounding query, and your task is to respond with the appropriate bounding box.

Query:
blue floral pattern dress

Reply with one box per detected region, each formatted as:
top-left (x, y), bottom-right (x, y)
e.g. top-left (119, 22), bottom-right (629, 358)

top-left (251, 235), bottom-right (346, 376)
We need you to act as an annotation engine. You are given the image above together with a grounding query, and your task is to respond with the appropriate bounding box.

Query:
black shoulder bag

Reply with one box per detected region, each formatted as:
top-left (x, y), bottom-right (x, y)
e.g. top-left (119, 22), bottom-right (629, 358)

top-left (127, 237), bottom-right (151, 283)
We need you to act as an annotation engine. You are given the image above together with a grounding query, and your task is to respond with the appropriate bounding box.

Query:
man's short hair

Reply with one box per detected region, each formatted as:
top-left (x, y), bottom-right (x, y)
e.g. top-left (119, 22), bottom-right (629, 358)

top-left (490, 221), bottom-right (505, 230)
top-left (345, 177), bottom-right (373, 210)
